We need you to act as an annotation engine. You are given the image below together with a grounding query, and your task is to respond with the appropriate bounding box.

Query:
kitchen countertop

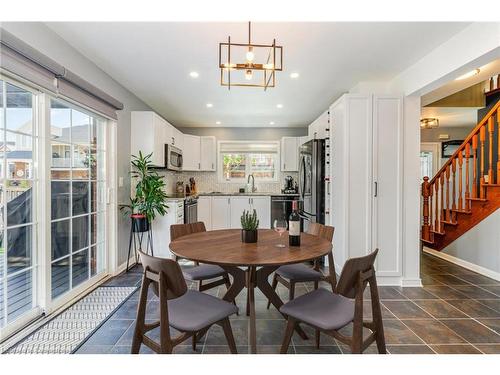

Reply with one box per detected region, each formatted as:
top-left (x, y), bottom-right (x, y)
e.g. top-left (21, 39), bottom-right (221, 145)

top-left (197, 192), bottom-right (300, 197)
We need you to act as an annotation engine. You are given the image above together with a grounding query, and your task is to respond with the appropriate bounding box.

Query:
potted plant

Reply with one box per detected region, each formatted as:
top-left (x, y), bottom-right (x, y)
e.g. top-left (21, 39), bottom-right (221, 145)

top-left (241, 209), bottom-right (259, 243)
top-left (120, 151), bottom-right (168, 233)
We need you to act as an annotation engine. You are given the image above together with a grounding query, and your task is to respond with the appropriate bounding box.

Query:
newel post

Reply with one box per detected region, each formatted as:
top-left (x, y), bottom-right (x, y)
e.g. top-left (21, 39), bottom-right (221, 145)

top-left (421, 176), bottom-right (431, 242)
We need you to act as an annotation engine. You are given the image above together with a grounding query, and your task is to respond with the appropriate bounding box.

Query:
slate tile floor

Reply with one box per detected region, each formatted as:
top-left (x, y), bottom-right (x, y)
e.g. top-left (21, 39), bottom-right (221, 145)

top-left (75, 253), bottom-right (500, 354)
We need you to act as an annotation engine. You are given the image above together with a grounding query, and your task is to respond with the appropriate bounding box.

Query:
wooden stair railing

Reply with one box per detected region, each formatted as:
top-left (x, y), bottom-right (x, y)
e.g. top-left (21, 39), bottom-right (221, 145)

top-left (421, 99), bottom-right (500, 249)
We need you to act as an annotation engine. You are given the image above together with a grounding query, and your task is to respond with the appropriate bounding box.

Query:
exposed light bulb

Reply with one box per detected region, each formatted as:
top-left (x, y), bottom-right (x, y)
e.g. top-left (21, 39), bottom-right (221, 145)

top-left (245, 69), bottom-right (253, 80)
top-left (246, 47), bottom-right (255, 62)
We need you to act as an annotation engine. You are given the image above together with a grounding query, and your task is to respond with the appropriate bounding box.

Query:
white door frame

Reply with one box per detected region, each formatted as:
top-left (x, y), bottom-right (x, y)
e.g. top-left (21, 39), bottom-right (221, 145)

top-left (420, 142), bottom-right (441, 178)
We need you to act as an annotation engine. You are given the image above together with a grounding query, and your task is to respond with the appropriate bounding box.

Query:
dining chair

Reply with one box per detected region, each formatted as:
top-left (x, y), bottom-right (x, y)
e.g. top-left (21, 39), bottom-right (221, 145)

top-left (131, 250), bottom-right (238, 354)
top-left (171, 222), bottom-right (233, 296)
top-left (266, 223), bottom-right (336, 309)
top-left (279, 249), bottom-right (386, 354)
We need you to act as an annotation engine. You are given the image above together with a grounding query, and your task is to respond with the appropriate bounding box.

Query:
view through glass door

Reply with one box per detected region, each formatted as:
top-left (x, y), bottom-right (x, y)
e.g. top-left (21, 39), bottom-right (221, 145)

top-left (0, 79), bottom-right (39, 335)
top-left (50, 99), bottom-right (107, 302)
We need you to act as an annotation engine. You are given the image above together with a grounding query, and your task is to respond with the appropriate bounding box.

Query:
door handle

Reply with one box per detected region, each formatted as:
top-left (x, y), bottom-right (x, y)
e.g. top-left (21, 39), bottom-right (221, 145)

top-left (374, 182), bottom-right (378, 197)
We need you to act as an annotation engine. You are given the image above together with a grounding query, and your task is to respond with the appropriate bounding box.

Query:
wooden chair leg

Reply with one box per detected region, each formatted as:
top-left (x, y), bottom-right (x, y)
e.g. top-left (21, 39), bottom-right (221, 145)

top-left (314, 281), bottom-right (319, 290)
top-left (131, 274), bottom-right (149, 354)
top-left (220, 318), bottom-right (237, 354)
top-left (369, 279), bottom-right (387, 354)
top-left (192, 334), bottom-right (197, 351)
top-left (315, 329), bottom-right (320, 349)
top-left (280, 318), bottom-right (296, 354)
top-left (289, 281), bottom-right (295, 301)
top-left (223, 275), bottom-right (238, 313)
top-left (267, 273), bottom-right (278, 309)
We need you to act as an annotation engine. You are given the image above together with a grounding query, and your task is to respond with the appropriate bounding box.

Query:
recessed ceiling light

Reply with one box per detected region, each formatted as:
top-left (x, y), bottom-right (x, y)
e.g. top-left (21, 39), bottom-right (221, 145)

top-left (269, 121), bottom-right (275, 125)
top-left (216, 121), bottom-right (221, 125)
top-left (206, 103), bottom-right (213, 108)
top-left (189, 71), bottom-right (199, 78)
top-left (290, 72), bottom-right (299, 79)
top-left (455, 68), bottom-right (480, 80)
top-left (276, 104), bottom-right (283, 109)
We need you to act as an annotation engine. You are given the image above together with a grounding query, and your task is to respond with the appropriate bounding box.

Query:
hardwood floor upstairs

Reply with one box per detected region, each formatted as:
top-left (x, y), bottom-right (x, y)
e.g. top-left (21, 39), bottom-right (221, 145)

top-left (421, 98), bottom-right (500, 251)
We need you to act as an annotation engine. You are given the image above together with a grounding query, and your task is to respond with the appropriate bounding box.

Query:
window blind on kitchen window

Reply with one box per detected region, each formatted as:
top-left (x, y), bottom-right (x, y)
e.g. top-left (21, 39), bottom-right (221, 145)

top-left (219, 141), bottom-right (279, 153)
top-left (0, 27), bottom-right (123, 119)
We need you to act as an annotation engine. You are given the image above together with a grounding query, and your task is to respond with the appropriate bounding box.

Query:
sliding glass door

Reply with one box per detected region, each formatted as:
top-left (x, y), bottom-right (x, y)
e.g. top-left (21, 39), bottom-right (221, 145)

top-left (49, 99), bottom-right (107, 301)
top-left (0, 79), bottom-right (39, 333)
top-left (0, 74), bottom-right (111, 339)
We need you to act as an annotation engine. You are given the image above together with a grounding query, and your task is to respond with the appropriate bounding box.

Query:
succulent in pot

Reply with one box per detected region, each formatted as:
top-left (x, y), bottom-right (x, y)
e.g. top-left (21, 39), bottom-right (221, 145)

top-left (241, 209), bottom-right (259, 243)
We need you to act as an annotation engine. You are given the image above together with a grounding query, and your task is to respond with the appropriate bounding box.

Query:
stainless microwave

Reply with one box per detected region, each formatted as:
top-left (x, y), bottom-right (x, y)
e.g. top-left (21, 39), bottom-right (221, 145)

top-left (165, 144), bottom-right (183, 171)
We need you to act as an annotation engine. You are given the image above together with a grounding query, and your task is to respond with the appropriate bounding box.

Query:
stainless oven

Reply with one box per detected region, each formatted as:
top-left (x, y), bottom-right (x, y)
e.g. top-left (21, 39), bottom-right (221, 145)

top-left (184, 197), bottom-right (198, 224)
top-left (165, 144), bottom-right (183, 171)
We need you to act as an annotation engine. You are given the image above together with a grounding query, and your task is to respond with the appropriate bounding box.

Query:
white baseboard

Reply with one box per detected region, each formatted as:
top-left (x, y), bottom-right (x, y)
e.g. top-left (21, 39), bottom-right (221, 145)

top-left (401, 278), bottom-right (423, 287)
top-left (423, 246), bottom-right (500, 282)
top-left (115, 257), bottom-right (139, 276)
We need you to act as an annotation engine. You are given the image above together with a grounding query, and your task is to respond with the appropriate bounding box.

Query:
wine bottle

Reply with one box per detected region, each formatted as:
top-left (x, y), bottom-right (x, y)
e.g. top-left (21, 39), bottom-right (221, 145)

top-left (289, 200), bottom-right (301, 246)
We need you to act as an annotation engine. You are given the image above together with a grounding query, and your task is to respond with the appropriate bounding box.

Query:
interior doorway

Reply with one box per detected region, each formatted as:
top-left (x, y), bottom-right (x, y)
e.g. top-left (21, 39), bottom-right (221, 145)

top-left (420, 142), bottom-right (441, 179)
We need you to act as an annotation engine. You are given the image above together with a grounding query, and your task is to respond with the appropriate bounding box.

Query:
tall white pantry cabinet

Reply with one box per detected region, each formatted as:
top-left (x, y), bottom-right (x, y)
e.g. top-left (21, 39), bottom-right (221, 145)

top-left (330, 94), bottom-right (403, 284)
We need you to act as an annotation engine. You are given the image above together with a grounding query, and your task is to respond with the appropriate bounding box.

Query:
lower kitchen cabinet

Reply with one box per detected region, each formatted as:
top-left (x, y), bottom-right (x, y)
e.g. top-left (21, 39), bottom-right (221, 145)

top-left (211, 196), bottom-right (231, 230)
top-left (197, 196), bottom-right (211, 230)
top-left (200, 195), bottom-right (271, 230)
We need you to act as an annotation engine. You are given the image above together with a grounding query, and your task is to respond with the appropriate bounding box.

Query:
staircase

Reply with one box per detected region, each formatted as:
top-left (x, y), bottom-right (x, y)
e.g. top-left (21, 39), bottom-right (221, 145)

top-left (421, 98), bottom-right (500, 251)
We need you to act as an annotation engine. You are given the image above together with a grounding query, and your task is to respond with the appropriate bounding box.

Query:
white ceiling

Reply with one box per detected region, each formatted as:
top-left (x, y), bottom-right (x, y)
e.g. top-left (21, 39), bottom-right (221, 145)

top-left (421, 107), bottom-right (479, 128)
top-left (46, 22), bottom-right (470, 128)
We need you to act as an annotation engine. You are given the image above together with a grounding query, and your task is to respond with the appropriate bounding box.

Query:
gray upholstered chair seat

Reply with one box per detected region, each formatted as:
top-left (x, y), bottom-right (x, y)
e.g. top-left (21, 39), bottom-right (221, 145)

top-left (280, 288), bottom-right (354, 330)
top-left (276, 263), bottom-right (322, 282)
top-left (182, 264), bottom-right (227, 281)
top-left (168, 290), bottom-right (238, 332)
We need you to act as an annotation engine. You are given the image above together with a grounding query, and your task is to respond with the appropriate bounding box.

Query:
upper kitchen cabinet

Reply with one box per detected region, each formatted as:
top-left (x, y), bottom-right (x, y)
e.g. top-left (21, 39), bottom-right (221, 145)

top-left (308, 110), bottom-right (329, 140)
top-left (171, 126), bottom-right (184, 150)
top-left (131, 111), bottom-right (167, 167)
top-left (200, 136), bottom-right (217, 171)
top-left (280, 137), bottom-right (299, 171)
top-left (182, 134), bottom-right (201, 171)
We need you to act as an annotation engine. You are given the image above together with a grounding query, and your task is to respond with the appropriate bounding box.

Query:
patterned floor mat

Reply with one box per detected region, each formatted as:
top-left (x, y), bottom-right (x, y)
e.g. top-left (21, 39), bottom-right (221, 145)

top-left (5, 286), bottom-right (137, 354)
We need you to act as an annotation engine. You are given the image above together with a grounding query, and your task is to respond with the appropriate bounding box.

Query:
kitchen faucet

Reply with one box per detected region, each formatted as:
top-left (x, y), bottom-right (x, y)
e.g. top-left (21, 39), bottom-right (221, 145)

top-left (247, 174), bottom-right (256, 193)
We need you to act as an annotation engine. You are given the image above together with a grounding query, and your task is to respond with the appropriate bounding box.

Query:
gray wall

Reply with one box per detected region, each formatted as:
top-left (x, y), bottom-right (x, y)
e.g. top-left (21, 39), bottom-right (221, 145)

top-left (2, 22), bottom-right (153, 267)
top-left (442, 209), bottom-right (500, 277)
top-left (179, 127), bottom-right (307, 140)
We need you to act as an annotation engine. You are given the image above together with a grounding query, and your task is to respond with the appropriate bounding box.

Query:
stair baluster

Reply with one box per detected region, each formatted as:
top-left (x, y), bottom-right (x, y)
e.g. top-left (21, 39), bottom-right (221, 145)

top-left (434, 179), bottom-right (440, 233)
top-left (488, 117), bottom-right (494, 184)
top-left (465, 143), bottom-right (471, 211)
top-left (497, 108), bottom-right (500, 183)
top-left (458, 150), bottom-right (463, 211)
top-left (440, 173), bottom-right (445, 232)
top-left (472, 134), bottom-right (478, 198)
top-left (451, 158), bottom-right (457, 221)
top-left (445, 165), bottom-right (451, 222)
top-left (480, 125), bottom-right (486, 198)
top-left (421, 176), bottom-right (431, 242)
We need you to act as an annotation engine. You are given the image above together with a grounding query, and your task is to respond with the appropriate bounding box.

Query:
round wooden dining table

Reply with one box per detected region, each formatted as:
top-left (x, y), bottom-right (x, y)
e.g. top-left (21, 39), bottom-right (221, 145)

top-left (169, 228), bottom-right (333, 354)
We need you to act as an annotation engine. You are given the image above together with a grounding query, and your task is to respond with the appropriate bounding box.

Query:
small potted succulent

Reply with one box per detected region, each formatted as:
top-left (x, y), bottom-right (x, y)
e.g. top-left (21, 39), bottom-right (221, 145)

top-left (241, 209), bottom-right (259, 243)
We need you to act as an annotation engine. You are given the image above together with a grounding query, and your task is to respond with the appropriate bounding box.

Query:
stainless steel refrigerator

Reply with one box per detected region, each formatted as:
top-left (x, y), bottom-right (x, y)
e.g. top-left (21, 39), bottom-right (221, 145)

top-left (298, 139), bottom-right (325, 231)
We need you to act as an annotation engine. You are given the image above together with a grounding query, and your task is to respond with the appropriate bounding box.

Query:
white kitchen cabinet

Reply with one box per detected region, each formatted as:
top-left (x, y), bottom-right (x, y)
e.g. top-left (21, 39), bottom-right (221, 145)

top-left (151, 199), bottom-right (184, 258)
top-left (308, 110), bottom-right (329, 140)
top-left (250, 196), bottom-right (271, 229)
top-left (330, 94), bottom-right (403, 281)
top-left (200, 136), bottom-right (217, 171)
top-left (280, 137), bottom-right (299, 171)
top-left (182, 134), bottom-right (201, 171)
top-left (229, 196), bottom-right (250, 229)
top-left (198, 196), bottom-right (212, 230)
top-left (211, 196), bottom-right (231, 230)
top-left (131, 111), bottom-right (167, 167)
top-left (171, 127), bottom-right (183, 150)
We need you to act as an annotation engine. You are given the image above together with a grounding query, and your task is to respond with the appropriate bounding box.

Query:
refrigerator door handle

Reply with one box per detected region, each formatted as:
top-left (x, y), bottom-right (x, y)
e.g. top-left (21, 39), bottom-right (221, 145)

top-left (299, 156), bottom-right (306, 199)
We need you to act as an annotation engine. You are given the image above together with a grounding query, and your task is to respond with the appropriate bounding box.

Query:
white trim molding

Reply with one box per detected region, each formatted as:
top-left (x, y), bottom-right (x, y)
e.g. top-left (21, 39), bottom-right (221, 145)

top-left (423, 246), bottom-right (500, 282)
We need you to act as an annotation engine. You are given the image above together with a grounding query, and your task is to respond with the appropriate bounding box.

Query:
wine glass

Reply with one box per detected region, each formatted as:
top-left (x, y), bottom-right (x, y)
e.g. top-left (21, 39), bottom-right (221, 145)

top-left (273, 218), bottom-right (287, 248)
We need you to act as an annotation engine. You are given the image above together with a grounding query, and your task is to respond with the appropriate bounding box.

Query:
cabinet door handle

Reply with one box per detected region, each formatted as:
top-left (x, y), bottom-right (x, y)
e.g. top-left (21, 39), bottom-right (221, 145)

top-left (172, 137), bottom-right (175, 145)
top-left (198, 162), bottom-right (200, 170)
top-left (374, 182), bottom-right (378, 197)
top-left (283, 163), bottom-right (286, 170)
top-left (212, 162), bottom-right (214, 169)
top-left (228, 198), bottom-right (230, 204)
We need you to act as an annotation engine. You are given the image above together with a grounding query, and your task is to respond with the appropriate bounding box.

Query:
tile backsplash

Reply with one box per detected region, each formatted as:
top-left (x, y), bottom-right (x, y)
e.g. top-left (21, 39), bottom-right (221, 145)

top-left (158, 170), bottom-right (299, 195)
